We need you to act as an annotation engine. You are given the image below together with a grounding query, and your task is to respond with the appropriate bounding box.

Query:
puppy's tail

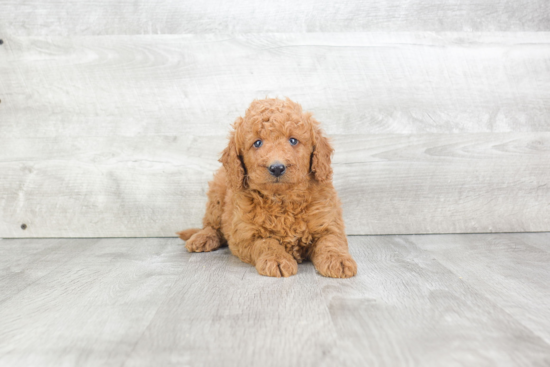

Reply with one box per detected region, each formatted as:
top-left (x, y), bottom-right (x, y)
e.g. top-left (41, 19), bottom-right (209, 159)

top-left (176, 228), bottom-right (201, 241)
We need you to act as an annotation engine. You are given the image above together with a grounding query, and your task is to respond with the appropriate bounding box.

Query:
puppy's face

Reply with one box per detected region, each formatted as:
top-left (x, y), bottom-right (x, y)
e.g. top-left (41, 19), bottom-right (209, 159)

top-left (220, 98), bottom-right (333, 193)
top-left (239, 113), bottom-right (313, 191)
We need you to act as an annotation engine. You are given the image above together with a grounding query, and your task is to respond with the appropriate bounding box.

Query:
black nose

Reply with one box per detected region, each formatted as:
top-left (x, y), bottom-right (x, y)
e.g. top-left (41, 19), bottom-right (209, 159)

top-left (268, 162), bottom-right (286, 177)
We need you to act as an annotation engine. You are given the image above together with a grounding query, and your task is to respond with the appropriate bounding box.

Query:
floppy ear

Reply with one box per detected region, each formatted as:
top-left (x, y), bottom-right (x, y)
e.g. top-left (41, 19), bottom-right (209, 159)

top-left (311, 128), bottom-right (334, 183)
top-left (219, 132), bottom-right (247, 190)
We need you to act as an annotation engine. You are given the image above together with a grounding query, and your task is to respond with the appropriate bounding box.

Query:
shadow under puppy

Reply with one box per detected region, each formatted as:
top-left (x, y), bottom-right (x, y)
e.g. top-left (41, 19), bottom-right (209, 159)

top-left (178, 98), bottom-right (357, 278)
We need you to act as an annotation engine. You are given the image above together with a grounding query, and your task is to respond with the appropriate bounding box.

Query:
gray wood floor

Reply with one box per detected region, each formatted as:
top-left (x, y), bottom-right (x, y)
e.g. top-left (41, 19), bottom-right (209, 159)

top-left (1, 233), bottom-right (550, 366)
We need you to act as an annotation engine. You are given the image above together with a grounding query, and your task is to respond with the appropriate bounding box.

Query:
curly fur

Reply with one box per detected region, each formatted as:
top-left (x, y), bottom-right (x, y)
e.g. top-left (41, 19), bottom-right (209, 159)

top-left (177, 98), bottom-right (357, 278)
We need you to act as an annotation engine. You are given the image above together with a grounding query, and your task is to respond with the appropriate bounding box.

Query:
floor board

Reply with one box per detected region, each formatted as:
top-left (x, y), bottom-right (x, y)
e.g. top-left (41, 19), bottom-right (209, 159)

top-left (410, 233), bottom-right (550, 344)
top-left (0, 234), bottom-right (549, 366)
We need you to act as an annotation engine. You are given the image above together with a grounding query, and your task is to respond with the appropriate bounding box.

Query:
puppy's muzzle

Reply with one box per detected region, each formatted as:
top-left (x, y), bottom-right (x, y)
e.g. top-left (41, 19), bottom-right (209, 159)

top-left (268, 161), bottom-right (286, 177)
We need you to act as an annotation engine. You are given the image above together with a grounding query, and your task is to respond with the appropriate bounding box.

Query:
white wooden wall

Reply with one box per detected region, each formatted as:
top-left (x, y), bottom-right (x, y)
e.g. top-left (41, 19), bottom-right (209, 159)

top-left (1, 1), bottom-right (549, 237)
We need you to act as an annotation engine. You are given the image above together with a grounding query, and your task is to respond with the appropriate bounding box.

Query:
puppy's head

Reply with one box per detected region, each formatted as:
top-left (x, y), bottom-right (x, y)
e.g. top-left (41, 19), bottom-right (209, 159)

top-left (220, 98), bottom-right (333, 192)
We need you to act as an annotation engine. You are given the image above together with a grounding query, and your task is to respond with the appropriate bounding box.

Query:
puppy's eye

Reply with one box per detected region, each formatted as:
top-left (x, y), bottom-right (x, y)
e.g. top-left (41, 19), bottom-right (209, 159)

top-left (253, 140), bottom-right (263, 148)
top-left (289, 138), bottom-right (298, 146)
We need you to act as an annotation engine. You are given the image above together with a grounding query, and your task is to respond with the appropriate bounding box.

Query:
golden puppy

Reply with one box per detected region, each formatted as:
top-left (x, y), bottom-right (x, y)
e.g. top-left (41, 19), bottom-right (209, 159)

top-left (178, 98), bottom-right (357, 278)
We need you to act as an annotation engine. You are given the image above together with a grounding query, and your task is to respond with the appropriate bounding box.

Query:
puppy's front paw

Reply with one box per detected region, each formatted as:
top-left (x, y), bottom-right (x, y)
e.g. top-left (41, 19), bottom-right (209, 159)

top-left (314, 252), bottom-right (357, 278)
top-left (185, 229), bottom-right (221, 253)
top-left (256, 253), bottom-right (298, 278)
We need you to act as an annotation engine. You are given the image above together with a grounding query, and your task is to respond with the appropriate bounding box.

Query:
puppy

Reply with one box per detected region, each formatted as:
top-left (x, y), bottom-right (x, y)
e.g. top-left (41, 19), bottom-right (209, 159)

top-left (178, 98), bottom-right (357, 278)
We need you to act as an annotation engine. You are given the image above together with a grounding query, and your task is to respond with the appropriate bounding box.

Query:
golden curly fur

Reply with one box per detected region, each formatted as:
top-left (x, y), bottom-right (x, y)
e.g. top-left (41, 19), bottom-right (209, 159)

top-left (177, 98), bottom-right (357, 278)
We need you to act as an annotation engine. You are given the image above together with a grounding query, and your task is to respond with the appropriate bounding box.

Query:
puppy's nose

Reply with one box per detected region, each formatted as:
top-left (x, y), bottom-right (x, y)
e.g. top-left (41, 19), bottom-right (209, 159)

top-left (268, 162), bottom-right (286, 177)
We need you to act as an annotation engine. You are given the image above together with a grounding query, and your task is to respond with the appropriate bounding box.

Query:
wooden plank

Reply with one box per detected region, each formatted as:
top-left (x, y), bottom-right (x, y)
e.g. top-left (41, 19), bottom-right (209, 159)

top-left (1, 33), bottom-right (549, 138)
top-left (0, 238), bottom-right (96, 304)
top-left (508, 232), bottom-right (550, 253)
top-left (320, 236), bottom-right (550, 366)
top-left (0, 0), bottom-right (549, 36)
top-left (337, 133), bottom-right (550, 234)
top-left (1, 133), bottom-right (549, 237)
top-left (410, 233), bottom-right (550, 344)
top-left (0, 135), bottom-right (217, 237)
top-left (122, 248), bottom-right (340, 367)
top-left (0, 238), bottom-right (185, 366)
top-left (1, 236), bottom-right (550, 366)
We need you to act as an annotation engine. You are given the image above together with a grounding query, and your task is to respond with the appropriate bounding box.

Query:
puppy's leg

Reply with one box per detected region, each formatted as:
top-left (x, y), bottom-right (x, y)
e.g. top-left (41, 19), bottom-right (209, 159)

top-left (310, 234), bottom-right (357, 278)
top-left (177, 228), bottom-right (201, 240)
top-left (177, 169), bottom-right (227, 252)
top-left (184, 226), bottom-right (221, 252)
top-left (183, 190), bottom-right (226, 252)
top-left (247, 238), bottom-right (298, 277)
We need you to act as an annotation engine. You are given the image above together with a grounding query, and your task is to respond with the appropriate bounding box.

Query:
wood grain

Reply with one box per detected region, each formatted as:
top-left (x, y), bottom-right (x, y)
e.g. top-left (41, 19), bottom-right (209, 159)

top-left (0, 238), bottom-right (96, 303)
top-left (1, 133), bottom-right (549, 237)
top-left (0, 0), bottom-right (549, 36)
top-left (0, 136), bottom-right (218, 238)
top-left (319, 235), bottom-right (550, 366)
top-left (410, 233), bottom-right (550, 344)
top-left (1, 235), bottom-right (549, 366)
top-left (1, 33), bottom-right (549, 138)
top-left (0, 238), bottom-right (186, 366)
top-left (337, 133), bottom-right (550, 235)
top-left (123, 246), bottom-right (337, 367)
